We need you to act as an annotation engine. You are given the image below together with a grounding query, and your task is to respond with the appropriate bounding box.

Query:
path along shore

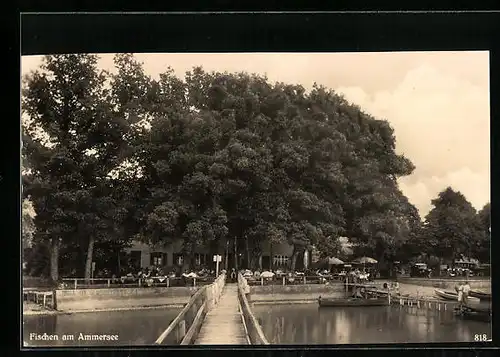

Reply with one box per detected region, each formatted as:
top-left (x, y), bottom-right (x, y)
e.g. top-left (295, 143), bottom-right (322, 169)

top-left (23, 301), bottom-right (184, 316)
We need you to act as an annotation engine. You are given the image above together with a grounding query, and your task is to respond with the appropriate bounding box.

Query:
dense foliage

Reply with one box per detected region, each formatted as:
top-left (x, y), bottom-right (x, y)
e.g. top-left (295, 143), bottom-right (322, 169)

top-left (21, 54), bottom-right (490, 280)
top-left (404, 188), bottom-right (490, 265)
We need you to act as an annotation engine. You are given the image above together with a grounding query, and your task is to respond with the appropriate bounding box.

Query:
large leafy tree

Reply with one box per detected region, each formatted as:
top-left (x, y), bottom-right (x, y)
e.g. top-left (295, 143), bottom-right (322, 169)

top-left (474, 202), bottom-right (490, 263)
top-left (129, 64), bottom-right (417, 271)
top-left (22, 55), bottom-right (132, 282)
top-left (22, 158), bottom-right (36, 251)
top-left (420, 187), bottom-right (485, 264)
top-left (24, 53), bottom-right (421, 277)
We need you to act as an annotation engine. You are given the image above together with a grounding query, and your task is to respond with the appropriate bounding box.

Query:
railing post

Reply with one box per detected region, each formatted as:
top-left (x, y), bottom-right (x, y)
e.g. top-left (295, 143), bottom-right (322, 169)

top-left (167, 278), bottom-right (170, 288)
top-left (176, 320), bottom-right (186, 343)
top-left (74, 279), bottom-right (77, 290)
top-left (303, 276), bottom-right (306, 284)
top-left (193, 278), bottom-right (196, 287)
top-left (138, 278), bottom-right (141, 287)
top-left (107, 279), bottom-right (110, 287)
top-left (261, 277), bottom-right (264, 286)
top-left (283, 276), bottom-right (286, 286)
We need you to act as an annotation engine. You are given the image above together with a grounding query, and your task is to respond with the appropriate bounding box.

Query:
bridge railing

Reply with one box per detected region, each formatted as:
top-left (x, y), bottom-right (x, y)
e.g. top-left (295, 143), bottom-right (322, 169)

top-left (59, 276), bottom-right (215, 289)
top-left (237, 274), bottom-right (269, 345)
top-left (245, 275), bottom-right (346, 286)
top-left (154, 272), bottom-right (226, 345)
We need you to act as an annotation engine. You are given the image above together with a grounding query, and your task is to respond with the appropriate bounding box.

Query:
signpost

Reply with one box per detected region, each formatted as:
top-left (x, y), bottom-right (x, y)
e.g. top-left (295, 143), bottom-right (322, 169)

top-left (213, 254), bottom-right (222, 277)
top-left (304, 250), bottom-right (309, 270)
top-left (311, 245), bottom-right (320, 264)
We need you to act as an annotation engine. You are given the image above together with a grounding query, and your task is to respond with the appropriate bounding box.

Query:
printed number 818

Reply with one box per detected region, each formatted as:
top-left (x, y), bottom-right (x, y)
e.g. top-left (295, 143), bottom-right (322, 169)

top-left (474, 334), bottom-right (489, 342)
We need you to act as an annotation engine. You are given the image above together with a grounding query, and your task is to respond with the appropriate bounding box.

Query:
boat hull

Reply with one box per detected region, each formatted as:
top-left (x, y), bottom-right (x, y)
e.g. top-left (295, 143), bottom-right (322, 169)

top-left (469, 290), bottom-right (491, 301)
top-left (434, 289), bottom-right (459, 301)
top-left (435, 289), bottom-right (480, 302)
top-left (318, 297), bottom-right (388, 307)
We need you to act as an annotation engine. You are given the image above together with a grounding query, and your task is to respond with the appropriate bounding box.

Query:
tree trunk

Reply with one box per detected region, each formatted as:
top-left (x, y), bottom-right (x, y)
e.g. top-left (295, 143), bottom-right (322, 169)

top-left (245, 236), bottom-right (251, 270)
top-left (189, 253), bottom-right (196, 271)
top-left (252, 249), bottom-right (261, 270)
top-left (234, 236), bottom-right (238, 271)
top-left (224, 240), bottom-right (229, 271)
top-left (290, 247), bottom-right (298, 271)
top-left (84, 236), bottom-right (95, 283)
top-left (270, 243), bottom-right (274, 271)
top-left (50, 237), bottom-right (60, 284)
top-left (117, 250), bottom-right (121, 276)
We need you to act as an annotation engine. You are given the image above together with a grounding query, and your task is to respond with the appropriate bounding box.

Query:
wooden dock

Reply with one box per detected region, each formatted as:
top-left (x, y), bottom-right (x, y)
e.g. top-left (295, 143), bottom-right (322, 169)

top-left (195, 283), bottom-right (248, 345)
top-left (23, 289), bottom-right (55, 309)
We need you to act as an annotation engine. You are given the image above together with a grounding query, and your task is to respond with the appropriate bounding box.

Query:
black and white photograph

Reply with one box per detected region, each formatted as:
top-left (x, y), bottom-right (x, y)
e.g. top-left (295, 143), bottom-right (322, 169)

top-left (21, 51), bottom-right (491, 346)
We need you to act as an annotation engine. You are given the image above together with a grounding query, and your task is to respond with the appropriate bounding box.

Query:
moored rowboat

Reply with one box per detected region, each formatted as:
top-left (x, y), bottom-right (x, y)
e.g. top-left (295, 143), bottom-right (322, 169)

top-left (434, 289), bottom-right (479, 302)
top-left (318, 296), bottom-right (388, 307)
top-left (469, 290), bottom-right (491, 301)
top-left (434, 289), bottom-right (458, 301)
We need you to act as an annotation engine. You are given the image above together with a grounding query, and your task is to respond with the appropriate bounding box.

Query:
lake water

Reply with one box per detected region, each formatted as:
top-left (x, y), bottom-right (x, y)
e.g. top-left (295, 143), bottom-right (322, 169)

top-left (253, 303), bottom-right (491, 344)
top-left (23, 308), bottom-right (181, 346)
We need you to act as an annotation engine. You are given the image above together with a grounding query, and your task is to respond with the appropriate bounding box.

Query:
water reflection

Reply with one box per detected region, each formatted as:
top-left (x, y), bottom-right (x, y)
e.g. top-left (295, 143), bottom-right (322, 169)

top-left (253, 304), bottom-right (491, 344)
top-left (23, 308), bottom-right (181, 346)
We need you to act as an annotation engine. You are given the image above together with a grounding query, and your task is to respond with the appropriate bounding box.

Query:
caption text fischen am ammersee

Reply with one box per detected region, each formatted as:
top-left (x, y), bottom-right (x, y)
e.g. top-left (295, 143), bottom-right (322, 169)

top-left (28, 332), bottom-right (119, 342)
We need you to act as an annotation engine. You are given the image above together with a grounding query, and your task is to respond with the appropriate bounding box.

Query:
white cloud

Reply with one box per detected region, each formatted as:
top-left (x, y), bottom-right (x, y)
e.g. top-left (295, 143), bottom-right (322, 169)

top-left (337, 63), bottom-right (490, 216)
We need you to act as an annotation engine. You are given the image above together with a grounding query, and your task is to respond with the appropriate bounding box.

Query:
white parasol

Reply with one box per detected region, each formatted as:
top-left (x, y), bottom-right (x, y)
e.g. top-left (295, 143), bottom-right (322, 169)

top-left (260, 271), bottom-right (275, 278)
top-left (327, 257), bottom-right (345, 265)
top-left (353, 256), bottom-right (378, 264)
top-left (183, 272), bottom-right (198, 278)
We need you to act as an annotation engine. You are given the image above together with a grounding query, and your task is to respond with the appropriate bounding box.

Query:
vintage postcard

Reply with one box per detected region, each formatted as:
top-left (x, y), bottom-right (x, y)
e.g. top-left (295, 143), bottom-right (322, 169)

top-left (21, 51), bottom-right (491, 347)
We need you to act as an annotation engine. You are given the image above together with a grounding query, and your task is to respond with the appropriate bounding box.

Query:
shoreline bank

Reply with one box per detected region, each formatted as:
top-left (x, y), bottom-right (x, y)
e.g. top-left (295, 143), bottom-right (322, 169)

top-left (23, 302), bottom-right (183, 316)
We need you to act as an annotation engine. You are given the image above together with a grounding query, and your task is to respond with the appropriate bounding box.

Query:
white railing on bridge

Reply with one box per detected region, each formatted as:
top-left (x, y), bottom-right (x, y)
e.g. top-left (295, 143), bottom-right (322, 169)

top-left (237, 274), bottom-right (269, 345)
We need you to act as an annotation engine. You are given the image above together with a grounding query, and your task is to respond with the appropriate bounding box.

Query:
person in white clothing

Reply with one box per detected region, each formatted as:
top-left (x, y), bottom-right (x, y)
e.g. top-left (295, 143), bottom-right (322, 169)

top-left (462, 280), bottom-right (471, 305)
top-left (457, 283), bottom-right (464, 308)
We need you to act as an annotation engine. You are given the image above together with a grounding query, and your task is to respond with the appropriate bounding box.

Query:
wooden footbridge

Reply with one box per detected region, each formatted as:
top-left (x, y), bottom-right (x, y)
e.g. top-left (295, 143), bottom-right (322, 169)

top-left (195, 284), bottom-right (248, 344)
top-left (154, 273), bottom-right (268, 345)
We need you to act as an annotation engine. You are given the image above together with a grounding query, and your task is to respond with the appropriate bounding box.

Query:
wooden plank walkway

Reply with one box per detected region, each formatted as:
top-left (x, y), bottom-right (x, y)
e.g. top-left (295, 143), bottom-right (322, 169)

top-left (195, 283), bottom-right (248, 345)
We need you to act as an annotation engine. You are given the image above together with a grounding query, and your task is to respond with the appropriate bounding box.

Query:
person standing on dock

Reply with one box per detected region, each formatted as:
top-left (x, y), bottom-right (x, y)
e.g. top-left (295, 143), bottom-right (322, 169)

top-left (457, 282), bottom-right (464, 308)
top-left (462, 280), bottom-right (471, 305)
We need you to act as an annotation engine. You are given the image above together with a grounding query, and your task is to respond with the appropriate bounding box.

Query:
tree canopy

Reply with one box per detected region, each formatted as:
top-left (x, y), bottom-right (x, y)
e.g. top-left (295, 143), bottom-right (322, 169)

top-left (23, 53), bottom-right (488, 280)
top-left (414, 187), bottom-right (488, 264)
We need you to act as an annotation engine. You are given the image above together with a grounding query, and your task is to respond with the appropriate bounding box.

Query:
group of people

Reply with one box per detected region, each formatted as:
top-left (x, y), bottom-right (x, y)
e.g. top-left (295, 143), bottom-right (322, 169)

top-left (446, 267), bottom-right (474, 277)
top-left (344, 268), bottom-right (376, 283)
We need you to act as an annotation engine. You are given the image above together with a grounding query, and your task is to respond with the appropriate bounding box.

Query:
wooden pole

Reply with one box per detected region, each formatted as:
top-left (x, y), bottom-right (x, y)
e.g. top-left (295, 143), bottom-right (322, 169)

top-left (270, 243), bottom-right (273, 271)
top-left (225, 241), bottom-right (229, 272)
top-left (234, 236), bottom-right (238, 271)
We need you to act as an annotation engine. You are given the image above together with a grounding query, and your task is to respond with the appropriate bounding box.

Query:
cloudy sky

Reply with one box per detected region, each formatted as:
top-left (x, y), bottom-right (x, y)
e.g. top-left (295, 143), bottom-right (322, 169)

top-left (21, 51), bottom-right (490, 218)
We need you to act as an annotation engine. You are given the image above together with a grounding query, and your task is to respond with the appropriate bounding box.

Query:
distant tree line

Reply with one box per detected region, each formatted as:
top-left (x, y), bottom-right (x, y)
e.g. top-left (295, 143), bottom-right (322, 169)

top-left (21, 54), bottom-right (490, 282)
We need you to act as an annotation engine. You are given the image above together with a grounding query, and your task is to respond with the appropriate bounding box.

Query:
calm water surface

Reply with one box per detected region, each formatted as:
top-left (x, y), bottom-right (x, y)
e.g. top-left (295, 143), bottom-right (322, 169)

top-left (253, 304), bottom-right (491, 344)
top-left (23, 308), bottom-right (181, 346)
